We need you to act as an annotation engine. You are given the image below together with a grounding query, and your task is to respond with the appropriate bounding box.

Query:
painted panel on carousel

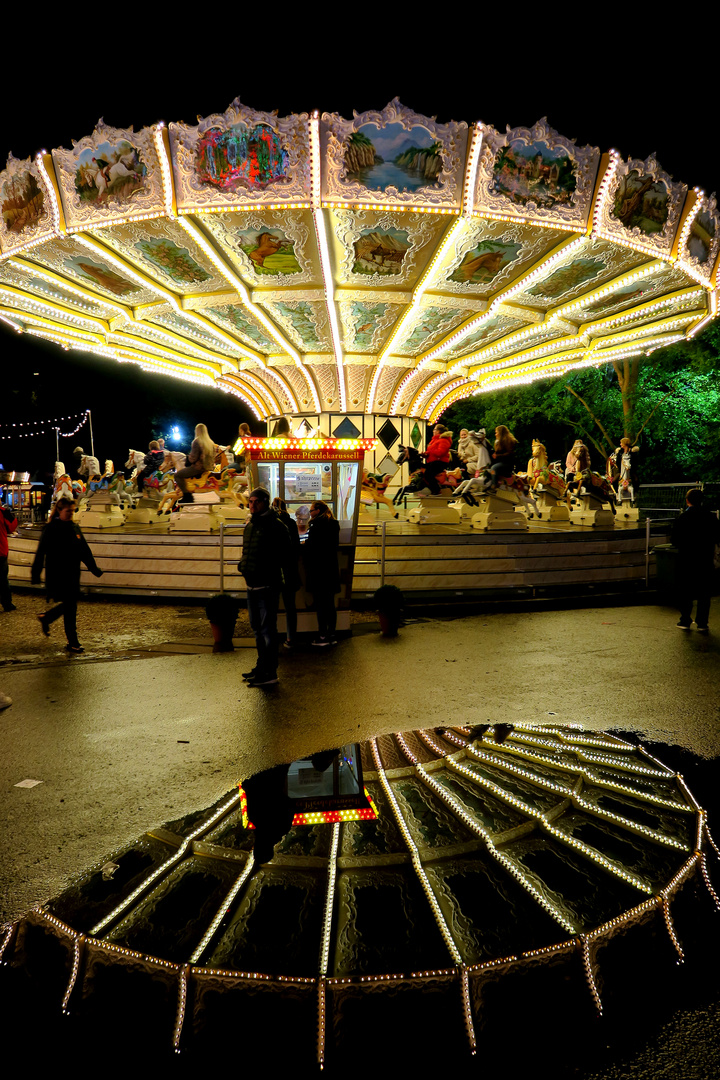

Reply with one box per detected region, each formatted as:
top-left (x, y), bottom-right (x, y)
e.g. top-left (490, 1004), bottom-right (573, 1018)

top-left (200, 210), bottom-right (318, 286)
top-left (577, 264), bottom-right (702, 325)
top-left (0, 154), bottom-right (54, 254)
top-left (205, 303), bottom-right (277, 353)
top-left (321, 99), bottom-right (468, 209)
top-left (51, 122), bottom-right (163, 230)
top-left (439, 219), bottom-right (565, 298)
top-left (506, 237), bottom-right (645, 313)
top-left (332, 208), bottom-right (447, 288)
top-left (263, 297), bottom-right (331, 351)
top-left (152, 311), bottom-right (242, 358)
top-left (465, 321), bottom-right (571, 370)
top-left (436, 312), bottom-right (526, 361)
top-left (394, 300), bottom-right (469, 357)
top-left (474, 119), bottom-right (601, 230)
top-left (96, 220), bottom-right (224, 294)
top-left (597, 154), bottom-right (687, 258)
top-left (338, 297), bottom-right (404, 353)
top-left (0, 259), bottom-right (119, 320)
top-left (678, 192), bottom-right (720, 285)
top-left (169, 100), bottom-right (311, 212)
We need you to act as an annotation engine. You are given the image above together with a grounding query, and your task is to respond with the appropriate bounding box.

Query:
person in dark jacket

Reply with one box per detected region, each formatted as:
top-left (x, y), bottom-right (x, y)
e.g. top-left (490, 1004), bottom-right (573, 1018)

top-left (272, 497), bottom-right (301, 649)
top-left (238, 487), bottom-right (293, 686)
top-left (136, 440), bottom-right (165, 492)
top-left (31, 497), bottom-right (104, 652)
top-left (672, 488), bottom-right (720, 632)
top-left (303, 500), bottom-right (340, 646)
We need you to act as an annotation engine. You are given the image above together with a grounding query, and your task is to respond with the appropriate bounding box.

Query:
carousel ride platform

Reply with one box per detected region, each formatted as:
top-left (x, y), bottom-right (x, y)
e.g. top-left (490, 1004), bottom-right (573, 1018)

top-left (7, 511), bottom-right (668, 606)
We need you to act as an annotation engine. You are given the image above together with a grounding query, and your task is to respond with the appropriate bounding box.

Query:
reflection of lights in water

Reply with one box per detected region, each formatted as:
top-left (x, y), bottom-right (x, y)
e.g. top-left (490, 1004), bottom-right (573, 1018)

top-left (5, 725), bottom-right (716, 1068)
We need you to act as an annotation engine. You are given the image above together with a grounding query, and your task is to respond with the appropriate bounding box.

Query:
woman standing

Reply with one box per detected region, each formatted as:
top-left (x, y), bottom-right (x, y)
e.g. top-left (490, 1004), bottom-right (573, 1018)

top-left (303, 500), bottom-right (340, 647)
top-left (175, 423), bottom-right (216, 502)
top-left (31, 497), bottom-right (104, 653)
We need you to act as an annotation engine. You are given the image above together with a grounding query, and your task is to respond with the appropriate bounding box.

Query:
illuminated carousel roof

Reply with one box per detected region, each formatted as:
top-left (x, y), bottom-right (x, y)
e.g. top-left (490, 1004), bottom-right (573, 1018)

top-left (1, 99), bottom-right (717, 422)
top-left (4, 724), bottom-right (716, 1066)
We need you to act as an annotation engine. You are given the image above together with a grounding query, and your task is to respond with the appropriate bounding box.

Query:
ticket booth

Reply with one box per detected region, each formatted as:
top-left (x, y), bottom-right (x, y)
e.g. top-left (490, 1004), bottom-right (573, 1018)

top-left (238, 436), bottom-right (375, 635)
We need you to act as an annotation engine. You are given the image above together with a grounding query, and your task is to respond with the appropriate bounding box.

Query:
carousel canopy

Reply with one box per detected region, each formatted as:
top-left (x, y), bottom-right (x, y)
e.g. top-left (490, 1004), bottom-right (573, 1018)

top-left (0, 99), bottom-right (717, 423)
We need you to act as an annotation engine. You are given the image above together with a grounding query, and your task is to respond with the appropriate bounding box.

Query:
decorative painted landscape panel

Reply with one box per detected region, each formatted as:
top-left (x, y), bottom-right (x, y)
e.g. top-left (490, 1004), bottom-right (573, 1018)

top-left (612, 170), bottom-right (669, 234)
top-left (208, 304), bottom-right (275, 349)
top-left (448, 239), bottom-right (523, 285)
top-left (492, 139), bottom-right (577, 209)
top-left (688, 208), bottom-right (716, 264)
top-left (352, 226), bottom-right (411, 275)
top-left (344, 122), bottom-right (442, 193)
top-left (1, 170), bottom-right (44, 233)
top-left (195, 124), bottom-right (289, 191)
top-left (134, 238), bottom-right (211, 285)
top-left (397, 306), bottom-right (467, 354)
top-left (272, 300), bottom-right (321, 348)
top-left (348, 301), bottom-right (388, 348)
top-left (63, 255), bottom-right (140, 297)
top-left (526, 257), bottom-right (606, 299)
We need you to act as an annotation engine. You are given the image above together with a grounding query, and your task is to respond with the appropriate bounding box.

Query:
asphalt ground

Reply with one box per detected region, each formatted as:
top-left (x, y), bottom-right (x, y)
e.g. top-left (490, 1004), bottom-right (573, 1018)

top-left (1, 595), bottom-right (719, 1076)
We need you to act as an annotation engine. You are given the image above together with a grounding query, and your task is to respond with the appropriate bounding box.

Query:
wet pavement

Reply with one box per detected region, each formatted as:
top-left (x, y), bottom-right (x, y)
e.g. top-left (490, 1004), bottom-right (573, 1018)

top-left (1, 595), bottom-right (719, 1076)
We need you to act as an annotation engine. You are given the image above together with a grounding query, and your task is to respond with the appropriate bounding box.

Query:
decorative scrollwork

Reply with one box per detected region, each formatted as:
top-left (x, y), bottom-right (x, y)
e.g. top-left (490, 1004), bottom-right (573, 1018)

top-left (0, 153), bottom-right (55, 255)
top-left (596, 154), bottom-right (687, 258)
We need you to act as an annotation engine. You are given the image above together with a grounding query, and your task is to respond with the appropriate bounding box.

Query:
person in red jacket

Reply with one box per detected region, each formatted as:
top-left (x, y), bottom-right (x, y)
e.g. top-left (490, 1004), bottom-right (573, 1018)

top-left (0, 499), bottom-right (18, 612)
top-left (422, 424), bottom-right (454, 494)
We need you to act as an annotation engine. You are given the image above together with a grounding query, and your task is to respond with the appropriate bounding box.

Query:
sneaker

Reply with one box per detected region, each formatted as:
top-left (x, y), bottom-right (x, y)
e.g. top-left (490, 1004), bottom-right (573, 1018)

top-left (242, 669), bottom-right (259, 681)
top-left (65, 644), bottom-right (84, 653)
top-left (248, 675), bottom-right (278, 687)
top-left (311, 637), bottom-right (330, 647)
top-left (328, 635), bottom-right (339, 646)
top-left (676, 621), bottom-right (691, 630)
top-left (282, 639), bottom-right (294, 650)
top-left (3, 603), bottom-right (17, 612)
top-left (696, 625), bottom-right (709, 633)
top-left (38, 614), bottom-right (50, 637)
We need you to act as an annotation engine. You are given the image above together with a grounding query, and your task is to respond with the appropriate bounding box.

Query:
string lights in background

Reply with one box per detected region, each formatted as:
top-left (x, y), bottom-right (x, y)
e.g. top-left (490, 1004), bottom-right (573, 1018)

top-left (0, 409), bottom-right (89, 440)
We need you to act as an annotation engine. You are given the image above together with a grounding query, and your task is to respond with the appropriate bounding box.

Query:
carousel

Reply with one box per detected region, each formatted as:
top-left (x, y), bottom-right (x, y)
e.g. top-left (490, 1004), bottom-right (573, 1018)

top-left (2, 102), bottom-right (719, 1068)
top-left (4, 97), bottom-right (718, 602)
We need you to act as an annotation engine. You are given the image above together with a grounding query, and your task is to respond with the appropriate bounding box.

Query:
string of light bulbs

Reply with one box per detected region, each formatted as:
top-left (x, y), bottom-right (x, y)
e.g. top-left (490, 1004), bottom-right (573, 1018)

top-left (0, 409), bottom-right (90, 440)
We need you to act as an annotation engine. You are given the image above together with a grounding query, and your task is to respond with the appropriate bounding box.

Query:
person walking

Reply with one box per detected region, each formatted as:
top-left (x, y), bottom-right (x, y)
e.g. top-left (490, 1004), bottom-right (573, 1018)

top-left (1, 498), bottom-right (18, 612)
top-left (175, 423), bottom-right (216, 503)
top-left (272, 496), bottom-right (301, 650)
top-left (31, 497), bottom-right (104, 653)
top-left (304, 500), bottom-right (340, 647)
top-left (238, 487), bottom-right (293, 686)
top-left (672, 488), bottom-right (720, 632)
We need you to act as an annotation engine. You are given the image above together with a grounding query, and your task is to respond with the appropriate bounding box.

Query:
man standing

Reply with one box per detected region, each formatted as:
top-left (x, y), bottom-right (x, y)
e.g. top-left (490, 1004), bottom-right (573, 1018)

top-left (238, 487), bottom-right (292, 686)
top-left (672, 488), bottom-right (720, 632)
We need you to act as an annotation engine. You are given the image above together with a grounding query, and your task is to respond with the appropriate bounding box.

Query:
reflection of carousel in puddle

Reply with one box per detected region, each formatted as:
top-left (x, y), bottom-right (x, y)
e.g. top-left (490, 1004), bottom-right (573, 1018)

top-left (4, 726), bottom-right (717, 1067)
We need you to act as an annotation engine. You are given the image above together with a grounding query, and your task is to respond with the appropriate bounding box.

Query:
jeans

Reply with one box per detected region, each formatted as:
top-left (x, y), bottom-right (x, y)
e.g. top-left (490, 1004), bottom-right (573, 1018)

top-left (247, 587), bottom-right (279, 676)
top-left (313, 585), bottom-right (337, 638)
top-left (45, 599), bottom-right (79, 647)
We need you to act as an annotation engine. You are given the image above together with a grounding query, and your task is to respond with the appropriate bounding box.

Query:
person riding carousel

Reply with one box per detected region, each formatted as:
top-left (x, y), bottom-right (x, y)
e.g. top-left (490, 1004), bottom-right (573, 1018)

top-left (175, 423), bottom-right (216, 503)
top-left (136, 440), bottom-right (165, 492)
top-left (486, 425), bottom-right (518, 490)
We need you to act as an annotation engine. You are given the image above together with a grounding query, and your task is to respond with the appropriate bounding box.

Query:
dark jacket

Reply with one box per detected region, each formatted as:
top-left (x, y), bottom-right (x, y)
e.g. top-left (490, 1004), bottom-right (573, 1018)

top-left (277, 510), bottom-right (301, 591)
top-left (238, 509), bottom-right (292, 589)
top-left (142, 449), bottom-right (165, 471)
top-left (672, 505), bottom-right (720, 569)
top-left (31, 518), bottom-right (102, 600)
top-left (303, 514), bottom-right (340, 594)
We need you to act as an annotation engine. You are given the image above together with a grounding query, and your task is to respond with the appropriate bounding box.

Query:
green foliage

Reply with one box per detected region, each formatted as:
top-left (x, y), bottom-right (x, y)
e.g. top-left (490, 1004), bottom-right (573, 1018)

top-left (442, 322), bottom-right (720, 481)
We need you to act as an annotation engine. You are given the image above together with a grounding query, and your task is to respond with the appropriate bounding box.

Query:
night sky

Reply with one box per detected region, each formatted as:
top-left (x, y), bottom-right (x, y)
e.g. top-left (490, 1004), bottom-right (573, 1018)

top-left (1, 35), bottom-right (714, 475)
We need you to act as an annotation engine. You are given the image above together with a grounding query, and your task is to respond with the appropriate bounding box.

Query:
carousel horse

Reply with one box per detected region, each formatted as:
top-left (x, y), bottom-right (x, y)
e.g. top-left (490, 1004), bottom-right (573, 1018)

top-left (156, 469), bottom-right (221, 514)
top-left (569, 468), bottom-right (616, 510)
top-left (457, 468), bottom-right (536, 512)
top-left (159, 450), bottom-right (187, 472)
top-left (360, 470), bottom-right (398, 518)
top-left (392, 445), bottom-right (427, 505)
top-left (52, 471), bottom-right (74, 503)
